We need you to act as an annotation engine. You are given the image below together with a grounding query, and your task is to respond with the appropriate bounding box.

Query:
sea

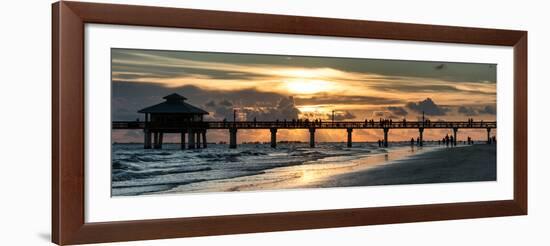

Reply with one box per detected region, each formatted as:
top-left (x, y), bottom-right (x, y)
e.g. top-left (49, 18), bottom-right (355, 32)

top-left (111, 142), bottom-right (436, 196)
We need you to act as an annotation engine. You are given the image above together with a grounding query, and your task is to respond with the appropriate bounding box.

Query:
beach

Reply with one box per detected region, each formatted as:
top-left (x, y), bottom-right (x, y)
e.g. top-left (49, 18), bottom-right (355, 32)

top-left (307, 144), bottom-right (497, 188)
top-left (112, 142), bottom-right (496, 196)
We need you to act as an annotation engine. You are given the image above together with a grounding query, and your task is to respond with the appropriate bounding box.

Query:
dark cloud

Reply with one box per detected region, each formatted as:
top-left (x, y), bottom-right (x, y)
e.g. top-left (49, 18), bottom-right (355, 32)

top-left (213, 104), bottom-right (234, 120)
top-left (113, 63), bottom-right (273, 81)
top-left (112, 81), bottom-right (288, 120)
top-left (372, 84), bottom-right (460, 93)
top-left (387, 106), bottom-right (408, 116)
top-left (295, 95), bottom-right (404, 106)
top-left (240, 96), bottom-right (301, 121)
top-left (327, 111), bottom-right (356, 121)
top-left (113, 48), bottom-right (497, 84)
top-left (457, 105), bottom-right (496, 116)
top-left (405, 98), bottom-right (449, 116)
top-left (458, 106), bottom-right (478, 116)
top-left (205, 100), bottom-right (216, 107)
top-left (218, 100), bottom-right (233, 107)
top-left (479, 105), bottom-right (496, 115)
top-left (112, 81), bottom-right (303, 121)
top-left (370, 110), bottom-right (404, 120)
top-left (370, 84), bottom-right (494, 96)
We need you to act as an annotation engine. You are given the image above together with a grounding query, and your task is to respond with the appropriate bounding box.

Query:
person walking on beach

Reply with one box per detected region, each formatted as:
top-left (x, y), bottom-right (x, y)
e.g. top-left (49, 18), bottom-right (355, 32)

top-left (378, 139), bottom-right (382, 147)
top-left (410, 137), bottom-right (415, 146)
top-left (450, 135), bottom-right (454, 147)
top-left (445, 135), bottom-right (450, 147)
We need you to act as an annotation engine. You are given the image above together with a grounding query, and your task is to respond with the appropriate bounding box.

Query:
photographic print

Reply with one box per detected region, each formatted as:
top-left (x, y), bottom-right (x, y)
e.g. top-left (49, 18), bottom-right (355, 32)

top-left (111, 48), bottom-right (497, 196)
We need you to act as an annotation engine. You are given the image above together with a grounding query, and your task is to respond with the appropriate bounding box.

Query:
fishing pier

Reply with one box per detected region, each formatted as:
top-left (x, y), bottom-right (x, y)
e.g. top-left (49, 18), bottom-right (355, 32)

top-left (113, 93), bottom-right (496, 149)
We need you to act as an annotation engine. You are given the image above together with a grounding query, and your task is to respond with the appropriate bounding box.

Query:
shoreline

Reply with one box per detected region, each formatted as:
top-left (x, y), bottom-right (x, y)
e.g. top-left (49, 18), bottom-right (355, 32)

top-left (170, 145), bottom-right (439, 193)
top-left (120, 143), bottom-right (497, 195)
top-left (311, 144), bottom-right (497, 188)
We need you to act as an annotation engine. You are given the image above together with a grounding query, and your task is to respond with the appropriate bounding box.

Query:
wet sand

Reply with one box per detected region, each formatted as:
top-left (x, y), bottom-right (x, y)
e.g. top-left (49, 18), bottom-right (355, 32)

top-left (313, 144), bottom-right (496, 188)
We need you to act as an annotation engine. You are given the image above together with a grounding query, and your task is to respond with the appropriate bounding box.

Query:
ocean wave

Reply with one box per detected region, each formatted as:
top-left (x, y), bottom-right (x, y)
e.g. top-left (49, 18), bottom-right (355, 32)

top-left (112, 166), bottom-right (212, 182)
top-left (111, 143), bottom-right (387, 196)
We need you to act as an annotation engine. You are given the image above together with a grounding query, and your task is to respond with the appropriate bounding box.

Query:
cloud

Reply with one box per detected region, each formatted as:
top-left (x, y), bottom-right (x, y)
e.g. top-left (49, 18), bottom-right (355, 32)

top-left (205, 100), bottom-right (216, 107)
top-left (112, 48), bottom-right (497, 85)
top-left (218, 100), bottom-right (233, 107)
top-left (112, 81), bottom-right (290, 120)
top-left (295, 95), bottom-right (404, 106)
top-left (479, 105), bottom-right (496, 115)
top-left (202, 96), bottom-right (301, 121)
top-left (369, 83), bottom-right (495, 96)
top-left (242, 96), bottom-right (301, 121)
top-left (405, 98), bottom-right (448, 115)
top-left (457, 105), bottom-right (496, 116)
top-left (387, 106), bottom-right (408, 116)
top-left (458, 106), bottom-right (478, 116)
top-left (327, 111), bottom-right (356, 121)
top-left (213, 104), bottom-right (234, 120)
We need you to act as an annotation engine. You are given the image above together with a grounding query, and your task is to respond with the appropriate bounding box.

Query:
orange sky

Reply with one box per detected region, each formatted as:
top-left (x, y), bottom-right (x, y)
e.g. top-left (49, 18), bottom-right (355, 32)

top-left (111, 48), bottom-right (497, 143)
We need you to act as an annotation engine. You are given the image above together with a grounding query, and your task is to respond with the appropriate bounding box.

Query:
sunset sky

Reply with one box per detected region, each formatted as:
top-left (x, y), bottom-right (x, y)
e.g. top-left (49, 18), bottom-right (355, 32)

top-left (111, 48), bottom-right (496, 143)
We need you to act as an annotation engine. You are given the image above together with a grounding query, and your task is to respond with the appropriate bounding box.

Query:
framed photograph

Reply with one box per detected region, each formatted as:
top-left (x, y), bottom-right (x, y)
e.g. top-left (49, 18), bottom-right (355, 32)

top-left (52, 1), bottom-right (527, 245)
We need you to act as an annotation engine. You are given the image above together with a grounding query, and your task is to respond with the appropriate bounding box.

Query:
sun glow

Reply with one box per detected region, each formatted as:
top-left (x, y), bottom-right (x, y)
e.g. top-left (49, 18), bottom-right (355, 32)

top-left (284, 79), bottom-right (333, 95)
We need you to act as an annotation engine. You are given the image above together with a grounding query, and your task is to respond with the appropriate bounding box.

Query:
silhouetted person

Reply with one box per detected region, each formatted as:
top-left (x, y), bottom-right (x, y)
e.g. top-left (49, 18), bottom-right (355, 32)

top-left (438, 139), bottom-right (441, 145)
top-left (410, 137), bottom-right (415, 146)
top-left (445, 135), bottom-right (450, 147)
top-left (416, 137), bottom-right (420, 146)
top-left (450, 135), bottom-right (454, 146)
top-left (492, 136), bottom-right (497, 144)
top-left (378, 139), bottom-right (382, 147)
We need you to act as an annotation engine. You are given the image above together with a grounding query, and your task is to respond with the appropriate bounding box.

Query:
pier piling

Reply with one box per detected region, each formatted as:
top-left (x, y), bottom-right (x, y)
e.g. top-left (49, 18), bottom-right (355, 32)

top-left (153, 132), bottom-right (159, 149)
top-left (419, 128), bottom-right (424, 147)
top-left (270, 128), bottom-right (277, 148)
top-left (346, 128), bottom-right (353, 147)
top-left (309, 128), bottom-right (316, 148)
top-left (159, 133), bottom-right (164, 149)
top-left (188, 129), bottom-right (195, 149)
top-left (383, 128), bottom-right (389, 148)
top-left (202, 130), bottom-right (207, 148)
top-left (229, 128), bottom-right (238, 149)
top-left (487, 128), bottom-right (492, 144)
top-left (453, 127), bottom-right (458, 146)
top-left (144, 130), bottom-right (152, 149)
top-left (196, 131), bottom-right (201, 148)
top-left (180, 131), bottom-right (186, 150)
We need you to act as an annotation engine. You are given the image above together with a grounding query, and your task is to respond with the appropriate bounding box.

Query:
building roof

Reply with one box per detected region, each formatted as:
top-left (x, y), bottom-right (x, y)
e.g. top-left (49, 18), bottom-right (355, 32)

top-left (138, 93), bottom-right (209, 115)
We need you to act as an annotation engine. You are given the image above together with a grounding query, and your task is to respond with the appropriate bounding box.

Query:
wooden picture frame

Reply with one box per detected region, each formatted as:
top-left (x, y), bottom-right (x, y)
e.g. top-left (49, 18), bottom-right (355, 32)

top-left (52, 1), bottom-right (527, 245)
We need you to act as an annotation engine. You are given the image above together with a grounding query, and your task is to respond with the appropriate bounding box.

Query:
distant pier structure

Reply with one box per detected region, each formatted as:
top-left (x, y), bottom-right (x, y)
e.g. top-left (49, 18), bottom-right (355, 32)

top-left (113, 94), bottom-right (497, 149)
top-left (137, 93), bottom-right (208, 150)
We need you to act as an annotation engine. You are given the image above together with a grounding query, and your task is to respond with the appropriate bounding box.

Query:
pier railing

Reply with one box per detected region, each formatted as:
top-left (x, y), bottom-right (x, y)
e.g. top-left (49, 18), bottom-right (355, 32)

top-left (112, 120), bottom-right (496, 130)
top-left (113, 120), bottom-right (497, 149)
